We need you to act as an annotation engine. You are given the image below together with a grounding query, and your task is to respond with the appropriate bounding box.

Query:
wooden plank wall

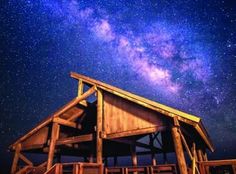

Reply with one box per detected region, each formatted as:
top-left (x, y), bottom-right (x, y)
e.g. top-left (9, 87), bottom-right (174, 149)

top-left (103, 92), bottom-right (165, 135)
top-left (21, 126), bottom-right (49, 148)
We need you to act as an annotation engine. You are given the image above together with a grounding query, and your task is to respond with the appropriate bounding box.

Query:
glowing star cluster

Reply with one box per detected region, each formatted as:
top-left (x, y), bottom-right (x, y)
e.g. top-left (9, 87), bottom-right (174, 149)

top-left (56, 1), bottom-right (212, 95)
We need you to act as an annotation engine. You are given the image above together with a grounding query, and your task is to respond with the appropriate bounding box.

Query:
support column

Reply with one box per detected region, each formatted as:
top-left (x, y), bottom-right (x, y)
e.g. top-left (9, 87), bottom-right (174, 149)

top-left (11, 144), bottom-right (21, 174)
top-left (96, 89), bottom-right (103, 164)
top-left (130, 144), bottom-right (137, 166)
top-left (47, 122), bottom-right (60, 170)
top-left (197, 149), bottom-right (203, 162)
top-left (203, 151), bottom-right (208, 161)
top-left (203, 150), bottom-right (209, 174)
top-left (149, 134), bottom-right (157, 166)
top-left (191, 143), bottom-right (196, 174)
top-left (171, 119), bottom-right (188, 174)
top-left (77, 79), bottom-right (84, 97)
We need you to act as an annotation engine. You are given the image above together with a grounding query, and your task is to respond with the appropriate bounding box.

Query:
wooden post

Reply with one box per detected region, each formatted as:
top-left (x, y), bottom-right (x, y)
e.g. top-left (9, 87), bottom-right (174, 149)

top-left (171, 118), bottom-right (188, 174)
top-left (130, 144), bottom-right (137, 166)
top-left (47, 122), bottom-right (60, 170)
top-left (96, 89), bottom-right (103, 164)
top-left (232, 165), bottom-right (236, 174)
top-left (149, 134), bottom-right (157, 166)
top-left (203, 151), bottom-right (208, 161)
top-left (197, 149), bottom-right (203, 162)
top-left (11, 144), bottom-right (21, 174)
top-left (78, 79), bottom-right (84, 97)
top-left (202, 150), bottom-right (209, 174)
top-left (192, 143), bottom-right (196, 174)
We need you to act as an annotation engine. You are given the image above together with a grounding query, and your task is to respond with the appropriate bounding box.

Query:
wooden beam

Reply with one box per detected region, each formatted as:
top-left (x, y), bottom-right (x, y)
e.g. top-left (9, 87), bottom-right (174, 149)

top-left (78, 79), bottom-right (84, 97)
top-left (21, 144), bottom-right (44, 151)
top-left (53, 117), bottom-right (81, 129)
top-left (171, 121), bottom-right (188, 174)
top-left (179, 130), bottom-right (193, 160)
top-left (47, 122), bottom-right (60, 170)
top-left (56, 134), bottom-right (93, 145)
top-left (11, 144), bottom-right (21, 174)
top-left (53, 86), bottom-right (96, 117)
top-left (19, 153), bottom-right (33, 166)
top-left (199, 159), bottom-right (236, 166)
top-left (103, 126), bottom-right (166, 139)
top-left (38, 161), bottom-right (47, 168)
top-left (70, 72), bottom-right (200, 122)
top-left (67, 110), bottom-right (84, 122)
top-left (96, 89), bottom-right (103, 164)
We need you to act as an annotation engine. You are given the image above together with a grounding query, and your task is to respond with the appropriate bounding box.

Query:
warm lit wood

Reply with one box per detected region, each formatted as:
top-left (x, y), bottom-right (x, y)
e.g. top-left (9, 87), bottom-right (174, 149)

top-left (67, 110), bottom-right (84, 122)
top-left (19, 153), bottom-right (33, 166)
top-left (197, 149), bottom-right (203, 162)
top-left (9, 73), bottom-right (221, 173)
top-left (130, 143), bottom-right (137, 166)
top-left (179, 131), bottom-right (193, 160)
top-left (70, 72), bottom-right (214, 152)
top-left (53, 86), bottom-right (96, 117)
top-left (10, 118), bottom-right (52, 150)
top-left (11, 144), bottom-right (21, 174)
top-left (171, 126), bottom-right (188, 174)
top-left (192, 143), bottom-right (196, 174)
top-left (78, 79), bottom-right (84, 97)
top-left (199, 159), bottom-right (236, 166)
top-left (56, 134), bottom-right (93, 145)
top-left (53, 117), bottom-right (81, 129)
top-left (47, 122), bottom-right (60, 170)
top-left (103, 126), bottom-right (165, 139)
top-left (96, 88), bottom-right (103, 164)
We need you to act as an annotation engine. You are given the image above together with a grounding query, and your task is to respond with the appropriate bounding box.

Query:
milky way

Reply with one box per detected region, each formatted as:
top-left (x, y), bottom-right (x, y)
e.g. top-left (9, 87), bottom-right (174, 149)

top-left (0, 0), bottom-right (236, 172)
top-left (38, 0), bottom-right (229, 114)
top-left (48, 1), bottom-right (212, 94)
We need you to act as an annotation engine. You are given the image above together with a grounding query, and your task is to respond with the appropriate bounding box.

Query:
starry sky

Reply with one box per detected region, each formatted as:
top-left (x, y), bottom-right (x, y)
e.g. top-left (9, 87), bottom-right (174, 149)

top-left (0, 0), bottom-right (236, 171)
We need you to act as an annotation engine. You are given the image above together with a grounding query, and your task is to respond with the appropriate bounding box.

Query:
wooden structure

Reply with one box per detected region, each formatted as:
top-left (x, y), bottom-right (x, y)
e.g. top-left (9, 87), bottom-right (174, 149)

top-left (9, 72), bottom-right (236, 174)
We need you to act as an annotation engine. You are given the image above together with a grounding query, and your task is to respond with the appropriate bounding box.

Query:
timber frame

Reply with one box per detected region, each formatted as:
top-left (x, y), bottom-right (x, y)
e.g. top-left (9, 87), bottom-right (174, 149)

top-left (9, 72), bottom-right (226, 174)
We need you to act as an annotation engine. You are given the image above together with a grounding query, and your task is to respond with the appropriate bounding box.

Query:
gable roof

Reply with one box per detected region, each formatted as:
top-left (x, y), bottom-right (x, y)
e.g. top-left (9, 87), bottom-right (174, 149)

top-left (70, 72), bottom-right (214, 152)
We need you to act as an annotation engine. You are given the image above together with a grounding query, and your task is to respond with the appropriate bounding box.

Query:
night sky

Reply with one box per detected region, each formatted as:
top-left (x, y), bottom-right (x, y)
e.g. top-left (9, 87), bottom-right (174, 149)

top-left (0, 0), bottom-right (236, 172)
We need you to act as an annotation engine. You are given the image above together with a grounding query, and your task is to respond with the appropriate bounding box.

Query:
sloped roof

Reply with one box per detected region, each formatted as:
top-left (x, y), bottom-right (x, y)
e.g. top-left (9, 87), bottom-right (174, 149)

top-left (70, 72), bottom-right (214, 152)
top-left (9, 101), bottom-right (87, 150)
top-left (9, 72), bottom-right (214, 152)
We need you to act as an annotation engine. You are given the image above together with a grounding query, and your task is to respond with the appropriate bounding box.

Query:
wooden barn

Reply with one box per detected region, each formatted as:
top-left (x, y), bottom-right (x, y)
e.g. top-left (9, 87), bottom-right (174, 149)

top-left (9, 72), bottom-right (236, 174)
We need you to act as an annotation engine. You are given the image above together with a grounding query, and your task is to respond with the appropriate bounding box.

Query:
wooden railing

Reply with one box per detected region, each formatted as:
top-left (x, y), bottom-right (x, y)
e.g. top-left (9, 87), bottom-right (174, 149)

top-left (198, 159), bottom-right (236, 174)
top-left (44, 162), bottom-right (103, 174)
top-left (15, 165), bottom-right (46, 174)
top-left (105, 164), bottom-right (177, 174)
